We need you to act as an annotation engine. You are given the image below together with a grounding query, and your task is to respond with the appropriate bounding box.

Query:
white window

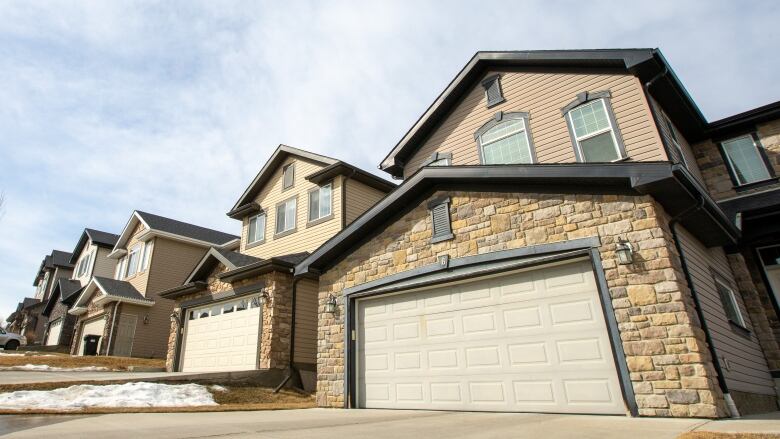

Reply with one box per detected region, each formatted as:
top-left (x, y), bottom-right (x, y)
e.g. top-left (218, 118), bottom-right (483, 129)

top-left (720, 135), bottom-right (773, 186)
top-left (662, 113), bottom-right (688, 168)
top-left (715, 278), bottom-right (746, 328)
top-left (140, 241), bottom-right (153, 271)
top-left (429, 157), bottom-right (450, 166)
top-left (125, 245), bottom-right (140, 278)
top-left (567, 99), bottom-right (623, 162)
top-left (308, 183), bottom-right (332, 222)
top-left (115, 257), bottom-right (126, 279)
top-left (477, 116), bottom-right (534, 165)
top-left (282, 163), bottom-right (295, 189)
top-left (247, 213), bottom-right (266, 244)
top-left (276, 197), bottom-right (297, 234)
top-left (76, 251), bottom-right (93, 277)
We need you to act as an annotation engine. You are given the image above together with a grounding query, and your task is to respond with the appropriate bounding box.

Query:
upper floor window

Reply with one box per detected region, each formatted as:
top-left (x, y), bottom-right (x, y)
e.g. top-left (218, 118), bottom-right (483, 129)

top-left (282, 163), bottom-right (295, 190)
top-left (275, 197), bottom-right (297, 235)
top-left (115, 256), bottom-right (127, 280)
top-left (125, 244), bottom-right (140, 278)
top-left (76, 251), bottom-right (93, 277)
top-left (247, 213), bottom-right (266, 244)
top-left (662, 113), bottom-right (689, 168)
top-left (719, 134), bottom-right (774, 187)
top-left (714, 277), bottom-right (746, 328)
top-left (563, 92), bottom-right (625, 162)
top-left (475, 112), bottom-right (535, 165)
top-left (140, 241), bottom-right (153, 271)
top-left (309, 183), bottom-right (332, 222)
top-left (481, 74), bottom-right (504, 108)
top-left (38, 271), bottom-right (50, 296)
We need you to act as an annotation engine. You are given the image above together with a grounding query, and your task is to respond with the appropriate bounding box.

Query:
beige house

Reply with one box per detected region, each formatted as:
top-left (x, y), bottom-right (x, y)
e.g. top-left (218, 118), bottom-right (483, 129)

top-left (296, 49), bottom-right (780, 418)
top-left (18, 250), bottom-right (75, 344)
top-left (160, 145), bottom-right (394, 389)
top-left (69, 211), bottom-right (237, 358)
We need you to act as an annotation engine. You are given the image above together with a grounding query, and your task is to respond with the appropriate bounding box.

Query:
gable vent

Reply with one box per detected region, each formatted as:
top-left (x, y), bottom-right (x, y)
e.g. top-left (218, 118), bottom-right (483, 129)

top-left (481, 74), bottom-right (504, 108)
top-left (428, 197), bottom-right (454, 244)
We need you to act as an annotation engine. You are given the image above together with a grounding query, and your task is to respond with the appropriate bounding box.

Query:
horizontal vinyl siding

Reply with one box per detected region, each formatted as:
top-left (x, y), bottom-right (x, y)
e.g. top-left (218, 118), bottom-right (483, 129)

top-left (92, 246), bottom-right (117, 280)
top-left (125, 224), bottom-right (151, 293)
top-left (677, 227), bottom-right (775, 395)
top-left (242, 158), bottom-right (343, 260)
top-left (146, 239), bottom-right (207, 296)
top-left (117, 302), bottom-right (173, 359)
top-left (345, 180), bottom-right (387, 225)
top-left (404, 70), bottom-right (666, 178)
top-left (293, 277), bottom-right (318, 365)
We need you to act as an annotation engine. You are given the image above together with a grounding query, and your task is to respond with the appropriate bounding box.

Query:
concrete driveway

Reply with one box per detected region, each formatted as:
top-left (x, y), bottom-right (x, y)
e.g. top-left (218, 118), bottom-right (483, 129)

top-left (0, 371), bottom-right (179, 385)
top-left (3, 409), bottom-right (779, 439)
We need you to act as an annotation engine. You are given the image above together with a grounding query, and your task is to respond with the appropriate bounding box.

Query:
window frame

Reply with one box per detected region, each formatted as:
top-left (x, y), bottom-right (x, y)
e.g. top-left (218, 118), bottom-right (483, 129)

top-left (308, 182), bottom-right (334, 225)
top-left (246, 212), bottom-right (267, 247)
top-left (562, 91), bottom-right (627, 163)
top-left (716, 133), bottom-right (776, 189)
top-left (421, 152), bottom-right (452, 168)
top-left (712, 274), bottom-right (748, 331)
top-left (661, 112), bottom-right (689, 168)
top-left (140, 241), bottom-right (154, 272)
top-left (474, 111), bottom-right (536, 165)
top-left (282, 163), bottom-right (295, 191)
top-left (124, 244), bottom-right (141, 278)
top-left (274, 196), bottom-right (298, 237)
top-left (427, 196), bottom-right (454, 244)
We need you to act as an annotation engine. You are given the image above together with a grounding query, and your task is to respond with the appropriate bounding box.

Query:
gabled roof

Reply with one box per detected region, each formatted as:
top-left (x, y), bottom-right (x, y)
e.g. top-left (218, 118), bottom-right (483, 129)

top-left (109, 210), bottom-right (238, 258)
top-left (69, 276), bottom-right (153, 315)
top-left (228, 145), bottom-right (339, 217)
top-left (34, 250), bottom-right (75, 285)
top-left (42, 279), bottom-right (83, 316)
top-left (295, 163), bottom-right (739, 276)
top-left (22, 297), bottom-right (40, 309)
top-left (159, 247), bottom-right (263, 299)
top-left (305, 161), bottom-right (396, 193)
top-left (379, 49), bottom-right (707, 177)
top-left (69, 229), bottom-right (119, 264)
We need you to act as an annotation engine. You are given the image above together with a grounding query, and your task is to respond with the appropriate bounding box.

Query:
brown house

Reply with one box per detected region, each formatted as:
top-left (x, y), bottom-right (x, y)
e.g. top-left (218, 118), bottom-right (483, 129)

top-left (160, 145), bottom-right (394, 390)
top-left (40, 228), bottom-right (119, 349)
top-left (20, 250), bottom-right (75, 344)
top-left (295, 49), bottom-right (780, 418)
top-left (68, 211), bottom-right (237, 358)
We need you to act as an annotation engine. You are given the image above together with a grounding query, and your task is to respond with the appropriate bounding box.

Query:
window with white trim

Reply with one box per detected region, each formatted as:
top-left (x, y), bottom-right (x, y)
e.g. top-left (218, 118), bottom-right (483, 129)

top-left (477, 115), bottom-right (534, 165)
top-left (662, 113), bottom-right (688, 168)
top-left (76, 251), bottom-right (93, 277)
top-left (715, 278), bottom-right (746, 328)
top-left (125, 245), bottom-right (141, 278)
top-left (567, 99), bottom-right (623, 162)
top-left (115, 257), bottom-right (126, 279)
top-left (282, 163), bottom-right (295, 189)
top-left (140, 241), bottom-right (153, 271)
top-left (308, 183), bottom-right (332, 222)
top-left (720, 134), bottom-right (773, 186)
top-left (248, 213), bottom-right (266, 244)
top-left (275, 197), bottom-right (297, 234)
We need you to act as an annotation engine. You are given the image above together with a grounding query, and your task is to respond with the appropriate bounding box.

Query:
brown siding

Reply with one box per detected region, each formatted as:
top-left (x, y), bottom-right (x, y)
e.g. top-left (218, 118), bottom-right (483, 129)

top-left (677, 226), bottom-right (775, 395)
top-left (241, 158), bottom-right (343, 259)
top-left (648, 97), bottom-right (705, 184)
top-left (694, 118), bottom-right (780, 201)
top-left (92, 246), bottom-right (117, 280)
top-left (345, 179), bottom-right (387, 225)
top-left (115, 302), bottom-right (172, 358)
top-left (403, 69), bottom-right (667, 178)
top-left (146, 238), bottom-right (206, 296)
top-left (293, 277), bottom-right (318, 365)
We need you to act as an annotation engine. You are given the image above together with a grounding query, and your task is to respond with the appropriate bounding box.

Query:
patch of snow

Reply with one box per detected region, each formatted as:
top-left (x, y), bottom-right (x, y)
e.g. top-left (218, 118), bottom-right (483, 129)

top-left (0, 364), bottom-right (110, 372)
top-left (209, 385), bottom-right (228, 393)
top-left (0, 352), bottom-right (26, 356)
top-left (0, 382), bottom-right (218, 410)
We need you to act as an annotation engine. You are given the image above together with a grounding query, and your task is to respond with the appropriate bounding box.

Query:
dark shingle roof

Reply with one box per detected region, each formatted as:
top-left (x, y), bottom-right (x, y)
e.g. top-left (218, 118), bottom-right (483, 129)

top-left (85, 229), bottom-right (119, 247)
top-left (274, 252), bottom-right (310, 266)
top-left (215, 248), bottom-right (262, 268)
top-left (60, 279), bottom-right (85, 304)
top-left (136, 211), bottom-right (238, 245)
top-left (50, 250), bottom-right (74, 268)
top-left (93, 276), bottom-right (147, 302)
top-left (22, 297), bottom-right (41, 309)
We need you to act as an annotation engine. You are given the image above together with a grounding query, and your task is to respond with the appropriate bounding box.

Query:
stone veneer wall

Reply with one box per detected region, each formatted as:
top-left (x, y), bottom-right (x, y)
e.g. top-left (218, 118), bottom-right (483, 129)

top-left (317, 191), bottom-right (733, 417)
top-left (47, 302), bottom-right (77, 348)
top-left (165, 264), bottom-right (293, 372)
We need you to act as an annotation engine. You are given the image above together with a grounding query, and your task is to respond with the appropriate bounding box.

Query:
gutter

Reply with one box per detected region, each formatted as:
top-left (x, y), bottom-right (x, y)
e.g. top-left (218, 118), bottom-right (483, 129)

top-left (274, 275), bottom-right (303, 393)
top-left (668, 195), bottom-right (740, 418)
top-left (105, 301), bottom-right (121, 356)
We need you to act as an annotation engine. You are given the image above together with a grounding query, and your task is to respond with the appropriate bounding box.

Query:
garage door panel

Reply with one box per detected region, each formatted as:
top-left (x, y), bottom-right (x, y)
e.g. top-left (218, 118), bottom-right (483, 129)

top-left (357, 260), bottom-right (625, 414)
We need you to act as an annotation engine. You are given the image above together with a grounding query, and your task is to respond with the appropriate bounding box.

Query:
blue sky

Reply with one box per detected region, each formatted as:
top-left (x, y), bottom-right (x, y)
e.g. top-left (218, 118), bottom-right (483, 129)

top-left (0, 1), bottom-right (779, 321)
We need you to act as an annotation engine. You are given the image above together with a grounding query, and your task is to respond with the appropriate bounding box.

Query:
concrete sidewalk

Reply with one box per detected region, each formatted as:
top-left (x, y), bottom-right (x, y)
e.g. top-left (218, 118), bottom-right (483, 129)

top-left (3, 409), bottom-right (779, 439)
top-left (0, 371), bottom-right (178, 385)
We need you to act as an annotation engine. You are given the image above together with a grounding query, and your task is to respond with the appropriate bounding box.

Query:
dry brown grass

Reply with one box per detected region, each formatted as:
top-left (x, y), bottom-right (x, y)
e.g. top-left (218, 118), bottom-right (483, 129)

top-left (0, 382), bottom-right (315, 414)
top-left (0, 352), bottom-right (164, 370)
top-left (679, 433), bottom-right (780, 439)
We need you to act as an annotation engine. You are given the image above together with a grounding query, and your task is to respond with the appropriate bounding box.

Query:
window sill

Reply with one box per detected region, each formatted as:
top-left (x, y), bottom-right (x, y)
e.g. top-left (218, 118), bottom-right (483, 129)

top-left (245, 239), bottom-right (266, 250)
top-left (728, 319), bottom-right (752, 339)
top-left (486, 97), bottom-right (505, 109)
top-left (431, 233), bottom-right (455, 244)
top-left (307, 214), bottom-right (334, 228)
top-left (734, 177), bottom-right (779, 193)
top-left (274, 227), bottom-right (297, 239)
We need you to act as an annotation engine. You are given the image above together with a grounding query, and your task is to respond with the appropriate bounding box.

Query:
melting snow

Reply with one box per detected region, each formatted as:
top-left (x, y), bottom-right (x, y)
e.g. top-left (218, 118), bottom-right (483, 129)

top-left (0, 364), bottom-right (110, 371)
top-left (0, 382), bottom-right (218, 410)
top-left (209, 385), bottom-right (228, 393)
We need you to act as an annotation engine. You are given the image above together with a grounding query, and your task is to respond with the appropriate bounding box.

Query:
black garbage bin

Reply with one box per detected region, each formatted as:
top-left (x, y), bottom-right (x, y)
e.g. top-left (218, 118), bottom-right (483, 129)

top-left (83, 334), bottom-right (101, 356)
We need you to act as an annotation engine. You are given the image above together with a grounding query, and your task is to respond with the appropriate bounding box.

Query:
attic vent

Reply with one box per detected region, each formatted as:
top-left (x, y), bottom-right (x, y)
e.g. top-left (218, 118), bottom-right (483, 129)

top-left (481, 74), bottom-right (504, 108)
top-left (428, 197), bottom-right (454, 244)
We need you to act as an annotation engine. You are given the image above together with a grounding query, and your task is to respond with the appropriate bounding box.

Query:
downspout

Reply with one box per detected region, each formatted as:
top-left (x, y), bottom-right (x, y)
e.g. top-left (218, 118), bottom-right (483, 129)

top-left (668, 196), bottom-right (740, 418)
top-left (274, 272), bottom-right (302, 393)
top-left (643, 67), bottom-right (675, 162)
top-left (342, 170), bottom-right (357, 229)
top-left (105, 301), bottom-right (121, 356)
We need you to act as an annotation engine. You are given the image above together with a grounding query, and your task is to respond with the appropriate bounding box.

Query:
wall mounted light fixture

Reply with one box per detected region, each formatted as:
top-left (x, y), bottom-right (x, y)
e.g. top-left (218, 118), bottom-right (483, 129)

top-left (615, 238), bottom-right (634, 265)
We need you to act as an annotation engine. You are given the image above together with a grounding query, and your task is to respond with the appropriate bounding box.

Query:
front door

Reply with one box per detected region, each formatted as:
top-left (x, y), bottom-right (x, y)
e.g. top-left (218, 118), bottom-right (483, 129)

top-left (112, 314), bottom-right (137, 357)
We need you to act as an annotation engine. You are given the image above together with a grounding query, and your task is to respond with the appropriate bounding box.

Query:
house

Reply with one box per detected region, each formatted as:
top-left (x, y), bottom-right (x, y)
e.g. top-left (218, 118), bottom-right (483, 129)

top-left (68, 211), bottom-right (237, 358)
top-left (40, 228), bottom-right (119, 349)
top-left (159, 145), bottom-right (394, 389)
top-left (295, 49), bottom-right (780, 418)
top-left (21, 250), bottom-right (75, 344)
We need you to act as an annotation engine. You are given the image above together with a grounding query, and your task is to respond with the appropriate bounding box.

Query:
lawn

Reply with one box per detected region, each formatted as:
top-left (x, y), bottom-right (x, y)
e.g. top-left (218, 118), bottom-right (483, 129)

top-left (0, 351), bottom-right (165, 370)
top-left (0, 381), bottom-right (315, 414)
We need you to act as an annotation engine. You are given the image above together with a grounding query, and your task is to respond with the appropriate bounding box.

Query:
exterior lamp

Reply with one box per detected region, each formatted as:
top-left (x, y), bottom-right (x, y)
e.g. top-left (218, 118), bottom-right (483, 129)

top-left (169, 311), bottom-right (181, 326)
top-left (257, 290), bottom-right (271, 306)
top-left (615, 238), bottom-right (634, 265)
top-left (324, 295), bottom-right (338, 314)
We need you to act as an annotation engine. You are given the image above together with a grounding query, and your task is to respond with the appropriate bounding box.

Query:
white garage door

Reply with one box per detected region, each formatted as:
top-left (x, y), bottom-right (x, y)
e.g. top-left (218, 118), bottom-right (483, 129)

top-left (181, 296), bottom-right (262, 373)
top-left (357, 259), bottom-right (625, 414)
top-left (45, 319), bottom-right (63, 346)
top-left (79, 316), bottom-right (106, 355)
